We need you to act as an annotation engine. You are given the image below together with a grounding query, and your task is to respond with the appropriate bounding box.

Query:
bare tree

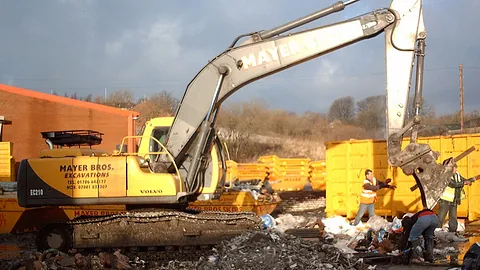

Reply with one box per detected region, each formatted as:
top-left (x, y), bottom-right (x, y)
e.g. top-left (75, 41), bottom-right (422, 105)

top-left (148, 91), bottom-right (180, 115)
top-left (216, 99), bottom-right (269, 161)
top-left (132, 91), bottom-right (180, 129)
top-left (355, 95), bottom-right (386, 131)
top-left (92, 96), bottom-right (105, 104)
top-left (83, 94), bottom-right (93, 102)
top-left (328, 96), bottom-right (355, 123)
top-left (106, 90), bottom-right (135, 108)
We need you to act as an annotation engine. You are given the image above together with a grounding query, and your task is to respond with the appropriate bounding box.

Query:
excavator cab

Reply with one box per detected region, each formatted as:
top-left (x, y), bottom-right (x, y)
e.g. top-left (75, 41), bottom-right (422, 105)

top-left (137, 117), bottom-right (173, 163)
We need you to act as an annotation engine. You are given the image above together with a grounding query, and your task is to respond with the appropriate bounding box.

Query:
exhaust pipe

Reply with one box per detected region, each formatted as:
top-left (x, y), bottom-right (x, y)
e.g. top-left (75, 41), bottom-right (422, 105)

top-left (45, 139), bottom-right (54, 149)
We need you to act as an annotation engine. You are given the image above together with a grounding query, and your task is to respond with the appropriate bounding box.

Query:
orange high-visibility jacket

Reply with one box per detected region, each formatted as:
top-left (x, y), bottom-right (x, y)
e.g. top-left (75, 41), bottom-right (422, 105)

top-left (360, 178), bottom-right (377, 204)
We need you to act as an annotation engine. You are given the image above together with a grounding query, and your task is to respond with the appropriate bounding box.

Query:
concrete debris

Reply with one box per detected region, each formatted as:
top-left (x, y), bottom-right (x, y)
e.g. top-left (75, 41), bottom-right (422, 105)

top-left (1, 247), bottom-right (140, 270)
top-left (435, 230), bottom-right (469, 242)
top-left (1, 229), bottom-right (372, 270)
top-left (274, 191), bottom-right (326, 214)
top-left (0, 213), bottom-right (474, 270)
top-left (196, 230), bottom-right (371, 270)
top-left (274, 213), bottom-right (319, 233)
top-left (434, 246), bottom-right (459, 256)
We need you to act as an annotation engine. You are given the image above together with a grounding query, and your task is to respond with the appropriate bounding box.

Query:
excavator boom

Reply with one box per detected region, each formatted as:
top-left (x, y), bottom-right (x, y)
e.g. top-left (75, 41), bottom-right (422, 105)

top-left (162, 0), bottom-right (453, 208)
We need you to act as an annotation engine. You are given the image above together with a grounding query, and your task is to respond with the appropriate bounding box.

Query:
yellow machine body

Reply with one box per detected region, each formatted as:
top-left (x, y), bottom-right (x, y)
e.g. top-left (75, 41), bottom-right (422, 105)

top-left (17, 117), bottom-right (224, 208)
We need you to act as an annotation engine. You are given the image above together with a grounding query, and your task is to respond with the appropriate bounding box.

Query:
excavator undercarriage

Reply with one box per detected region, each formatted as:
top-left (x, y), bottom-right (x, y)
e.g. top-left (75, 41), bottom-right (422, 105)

top-left (36, 209), bottom-right (262, 252)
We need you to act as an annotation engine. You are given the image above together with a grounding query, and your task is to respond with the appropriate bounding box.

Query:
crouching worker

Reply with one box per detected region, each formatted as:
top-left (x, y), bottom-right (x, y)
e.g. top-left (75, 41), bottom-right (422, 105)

top-left (398, 208), bottom-right (439, 263)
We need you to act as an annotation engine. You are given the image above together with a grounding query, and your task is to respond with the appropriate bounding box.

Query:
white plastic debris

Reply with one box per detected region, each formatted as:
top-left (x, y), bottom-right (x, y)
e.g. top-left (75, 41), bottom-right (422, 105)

top-left (366, 215), bottom-right (390, 231)
top-left (208, 255), bottom-right (218, 263)
top-left (321, 216), bottom-right (352, 234)
top-left (390, 216), bottom-right (403, 233)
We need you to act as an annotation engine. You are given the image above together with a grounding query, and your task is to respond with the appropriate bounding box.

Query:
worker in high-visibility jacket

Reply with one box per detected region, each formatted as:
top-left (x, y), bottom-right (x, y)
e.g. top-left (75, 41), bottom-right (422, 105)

top-left (352, 169), bottom-right (396, 226)
top-left (437, 164), bottom-right (474, 232)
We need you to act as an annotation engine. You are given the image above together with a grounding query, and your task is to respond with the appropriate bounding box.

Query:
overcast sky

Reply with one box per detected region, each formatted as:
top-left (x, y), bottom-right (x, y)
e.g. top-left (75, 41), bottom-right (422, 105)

top-left (0, 0), bottom-right (478, 116)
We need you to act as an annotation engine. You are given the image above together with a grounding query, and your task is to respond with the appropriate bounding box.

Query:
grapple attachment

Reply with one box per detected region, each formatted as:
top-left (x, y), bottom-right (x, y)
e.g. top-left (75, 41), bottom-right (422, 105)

top-left (409, 152), bottom-right (455, 209)
top-left (388, 138), bottom-right (455, 209)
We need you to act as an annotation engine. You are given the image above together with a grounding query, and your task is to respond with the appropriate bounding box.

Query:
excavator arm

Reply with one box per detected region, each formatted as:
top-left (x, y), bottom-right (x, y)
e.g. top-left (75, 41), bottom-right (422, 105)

top-left (160, 0), bottom-right (454, 209)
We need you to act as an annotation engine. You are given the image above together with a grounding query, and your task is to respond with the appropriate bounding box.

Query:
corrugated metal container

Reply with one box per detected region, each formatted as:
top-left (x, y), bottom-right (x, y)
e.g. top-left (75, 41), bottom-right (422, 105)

top-left (309, 160), bottom-right (326, 191)
top-left (325, 133), bottom-right (480, 221)
top-left (0, 142), bottom-right (15, 182)
top-left (236, 163), bottom-right (269, 181)
top-left (259, 156), bottom-right (311, 191)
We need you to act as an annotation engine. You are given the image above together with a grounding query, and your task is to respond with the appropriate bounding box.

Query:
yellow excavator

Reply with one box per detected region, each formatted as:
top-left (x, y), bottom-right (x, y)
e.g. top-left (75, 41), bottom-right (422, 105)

top-left (17, 0), bottom-right (456, 251)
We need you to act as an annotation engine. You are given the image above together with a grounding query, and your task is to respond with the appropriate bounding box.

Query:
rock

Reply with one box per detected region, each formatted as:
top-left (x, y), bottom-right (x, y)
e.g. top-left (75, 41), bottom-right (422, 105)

top-left (59, 255), bottom-right (75, 267)
top-left (99, 252), bottom-right (115, 267)
top-left (113, 250), bottom-right (132, 269)
top-left (75, 253), bottom-right (88, 268)
top-left (33, 260), bottom-right (43, 270)
top-left (90, 255), bottom-right (104, 270)
top-left (33, 251), bottom-right (43, 261)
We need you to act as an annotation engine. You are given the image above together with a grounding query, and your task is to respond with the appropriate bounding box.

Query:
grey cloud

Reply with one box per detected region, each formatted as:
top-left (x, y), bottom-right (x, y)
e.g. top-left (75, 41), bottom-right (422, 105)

top-left (0, 0), bottom-right (478, 117)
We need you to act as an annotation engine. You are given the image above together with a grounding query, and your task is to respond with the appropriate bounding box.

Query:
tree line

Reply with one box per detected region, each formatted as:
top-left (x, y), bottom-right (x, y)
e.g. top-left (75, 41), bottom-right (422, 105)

top-left (55, 89), bottom-right (480, 162)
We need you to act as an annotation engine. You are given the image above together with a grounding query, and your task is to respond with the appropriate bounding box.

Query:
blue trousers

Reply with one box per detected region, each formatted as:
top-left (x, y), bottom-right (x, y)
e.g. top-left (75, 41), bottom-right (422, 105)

top-left (409, 214), bottom-right (439, 241)
top-left (353, 203), bottom-right (375, 225)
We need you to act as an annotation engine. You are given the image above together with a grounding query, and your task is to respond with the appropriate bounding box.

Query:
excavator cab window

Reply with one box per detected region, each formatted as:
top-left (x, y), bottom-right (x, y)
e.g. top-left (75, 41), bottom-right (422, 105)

top-left (149, 127), bottom-right (169, 161)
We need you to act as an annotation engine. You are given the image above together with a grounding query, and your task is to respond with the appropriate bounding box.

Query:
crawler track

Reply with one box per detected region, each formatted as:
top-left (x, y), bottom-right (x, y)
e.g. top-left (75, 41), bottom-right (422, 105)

top-left (36, 209), bottom-right (263, 252)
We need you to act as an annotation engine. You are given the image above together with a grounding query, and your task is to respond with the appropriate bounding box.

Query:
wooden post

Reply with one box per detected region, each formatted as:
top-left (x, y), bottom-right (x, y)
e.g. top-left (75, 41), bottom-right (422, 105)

top-left (460, 64), bottom-right (464, 133)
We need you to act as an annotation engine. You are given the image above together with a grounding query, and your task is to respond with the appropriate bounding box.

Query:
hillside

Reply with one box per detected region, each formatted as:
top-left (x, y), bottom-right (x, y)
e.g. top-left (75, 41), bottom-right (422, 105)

top-left (56, 89), bottom-right (480, 163)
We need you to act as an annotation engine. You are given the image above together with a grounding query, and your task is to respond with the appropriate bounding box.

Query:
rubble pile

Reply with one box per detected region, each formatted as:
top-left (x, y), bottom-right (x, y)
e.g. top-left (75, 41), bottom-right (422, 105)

top-left (196, 230), bottom-right (372, 270)
top-left (4, 249), bottom-right (133, 270)
top-left (0, 213), bottom-right (475, 269)
top-left (274, 213), bottom-right (320, 233)
top-left (2, 230), bottom-right (372, 270)
top-left (274, 191), bottom-right (326, 215)
top-left (3, 247), bottom-right (215, 270)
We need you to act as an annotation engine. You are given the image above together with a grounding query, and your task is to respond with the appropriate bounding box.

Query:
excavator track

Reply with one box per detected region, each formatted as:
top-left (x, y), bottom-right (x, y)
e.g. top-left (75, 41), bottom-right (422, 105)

top-left (36, 209), bottom-right (263, 252)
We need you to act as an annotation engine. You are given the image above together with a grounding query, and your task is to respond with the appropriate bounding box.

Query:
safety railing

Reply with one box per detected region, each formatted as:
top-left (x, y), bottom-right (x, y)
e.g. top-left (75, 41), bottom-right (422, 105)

top-left (115, 135), bottom-right (182, 189)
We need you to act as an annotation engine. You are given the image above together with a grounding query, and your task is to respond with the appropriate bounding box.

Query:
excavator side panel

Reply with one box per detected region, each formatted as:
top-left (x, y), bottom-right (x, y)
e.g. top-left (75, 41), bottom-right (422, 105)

top-left (17, 155), bottom-right (183, 208)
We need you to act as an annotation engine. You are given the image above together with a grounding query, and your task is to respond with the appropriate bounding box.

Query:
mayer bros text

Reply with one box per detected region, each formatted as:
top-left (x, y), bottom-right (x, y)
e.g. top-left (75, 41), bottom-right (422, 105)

top-left (60, 163), bottom-right (113, 190)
